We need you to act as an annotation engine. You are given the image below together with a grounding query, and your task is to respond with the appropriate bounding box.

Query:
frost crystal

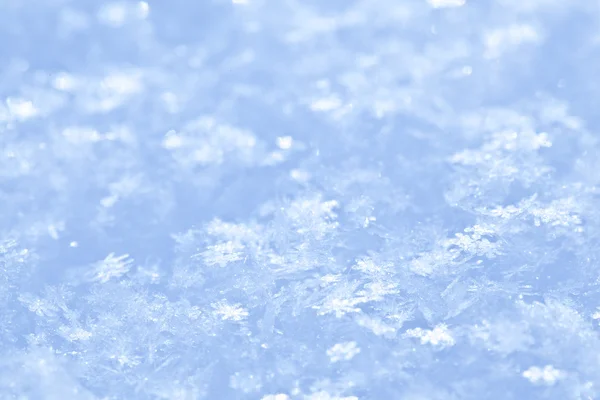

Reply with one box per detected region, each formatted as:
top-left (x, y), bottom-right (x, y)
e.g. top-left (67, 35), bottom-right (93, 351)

top-left (212, 301), bottom-right (249, 321)
top-left (90, 253), bottom-right (133, 283)
top-left (198, 241), bottom-right (246, 267)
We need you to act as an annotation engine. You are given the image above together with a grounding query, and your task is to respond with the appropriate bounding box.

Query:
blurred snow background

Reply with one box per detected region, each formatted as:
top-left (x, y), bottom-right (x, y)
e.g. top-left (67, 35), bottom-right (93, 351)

top-left (1, 0), bottom-right (600, 399)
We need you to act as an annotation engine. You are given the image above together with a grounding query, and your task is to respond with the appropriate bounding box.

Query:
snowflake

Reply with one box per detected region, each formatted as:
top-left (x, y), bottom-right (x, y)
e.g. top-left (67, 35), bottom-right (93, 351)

top-left (463, 224), bottom-right (497, 239)
top-left (187, 306), bottom-right (203, 320)
top-left (530, 197), bottom-right (581, 227)
top-left (198, 241), bottom-right (246, 267)
top-left (320, 274), bottom-right (342, 286)
top-left (441, 223), bottom-right (502, 260)
top-left (314, 298), bottom-right (362, 318)
top-left (164, 116), bottom-right (258, 167)
top-left (355, 281), bottom-right (398, 302)
top-left (353, 257), bottom-right (394, 277)
top-left (18, 293), bottom-right (58, 317)
top-left (205, 218), bottom-right (262, 243)
top-left (91, 253), bottom-right (133, 283)
top-left (409, 249), bottom-right (456, 276)
top-left (285, 195), bottom-right (340, 239)
top-left (487, 203), bottom-right (526, 219)
top-left (482, 195), bottom-right (581, 229)
top-left (59, 326), bottom-right (93, 342)
top-left (212, 301), bottom-right (249, 321)
top-left (448, 129), bottom-right (551, 184)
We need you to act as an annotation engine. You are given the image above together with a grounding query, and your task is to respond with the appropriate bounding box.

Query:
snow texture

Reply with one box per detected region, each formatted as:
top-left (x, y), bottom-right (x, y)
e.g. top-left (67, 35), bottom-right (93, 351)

top-left (1, 0), bottom-right (600, 399)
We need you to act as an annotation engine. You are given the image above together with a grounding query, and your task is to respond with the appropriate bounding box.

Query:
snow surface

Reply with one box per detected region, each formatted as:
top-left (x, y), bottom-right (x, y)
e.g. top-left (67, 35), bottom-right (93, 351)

top-left (1, 0), bottom-right (600, 399)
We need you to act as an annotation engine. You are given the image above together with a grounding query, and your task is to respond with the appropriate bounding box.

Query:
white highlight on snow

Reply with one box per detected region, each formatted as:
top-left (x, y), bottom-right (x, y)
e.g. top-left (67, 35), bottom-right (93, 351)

top-left (52, 73), bottom-right (78, 91)
top-left (355, 314), bottom-right (397, 337)
top-left (261, 395), bottom-right (289, 400)
top-left (100, 72), bottom-right (143, 96)
top-left (484, 24), bottom-right (541, 58)
top-left (19, 293), bottom-right (57, 317)
top-left (60, 327), bottom-right (93, 341)
top-left (276, 136), bottom-right (294, 150)
top-left (212, 301), bottom-right (249, 321)
top-left (136, 1), bottom-right (150, 19)
top-left (200, 241), bottom-right (246, 267)
top-left (58, 8), bottom-right (90, 35)
top-left (530, 132), bottom-right (552, 149)
top-left (327, 341), bottom-right (361, 363)
top-left (404, 324), bottom-right (455, 347)
top-left (363, 216), bottom-right (376, 227)
top-left (162, 130), bottom-right (184, 149)
top-left (373, 100), bottom-right (397, 118)
top-left (100, 194), bottom-right (119, 208)
top-left (62, 127), bottom-right (103, 143)
top-left (98, 3), bottom-right (128, 26)
top-left (161, 92), bottom-right (179, 114)
top-left (81, 70), bottom-right (145, 113)
top-left (314, 298), bottom-right (361, 318)
top-left (427, 0), bottom-right (466, 8)
top-left (47, 225), bottom-right (60, 240)
top-left (306, 392), bottom-right (358, 400)
top-left (290, 169), bottom-right (311, 183)
top-left (310, 96), bottom-right (342, 112)
top-left (92, 253), bottom-right (134, 283)
top-left (319, 274), bottom-right (341, 286)
top-left (262, 151), bottom-right (286, 166)
top-left (6, 97), bottom-right (38, 120)
top-left (164, 117), bottom-right (258, 166)
top-left (522, 365), bottom-right (564, 385)
top-left (98, 2), bottom-right (149, 26)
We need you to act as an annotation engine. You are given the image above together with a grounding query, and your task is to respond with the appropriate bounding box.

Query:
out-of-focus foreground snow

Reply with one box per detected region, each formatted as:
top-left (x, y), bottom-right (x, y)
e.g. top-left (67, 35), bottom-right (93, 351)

top-left (1, 0), bottom-right (600, 399)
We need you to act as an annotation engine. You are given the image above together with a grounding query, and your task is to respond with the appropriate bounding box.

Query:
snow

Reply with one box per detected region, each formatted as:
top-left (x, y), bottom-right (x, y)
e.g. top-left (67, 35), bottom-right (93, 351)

top-left (0, 0), bottom-right (598, 399)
